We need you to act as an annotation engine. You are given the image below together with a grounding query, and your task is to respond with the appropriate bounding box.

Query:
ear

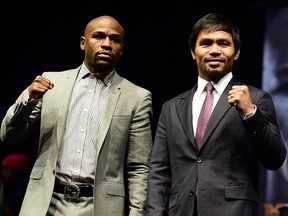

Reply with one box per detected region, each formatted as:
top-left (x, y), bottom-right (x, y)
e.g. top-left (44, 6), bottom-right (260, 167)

top-left (234, 50), bottom-right (240, 60)
top-left (80, 36), bottom-right (85, 51)
top-left (120, 44), bottom-right (124, 56)
top-left (190, 49), bottom-right (196, 60)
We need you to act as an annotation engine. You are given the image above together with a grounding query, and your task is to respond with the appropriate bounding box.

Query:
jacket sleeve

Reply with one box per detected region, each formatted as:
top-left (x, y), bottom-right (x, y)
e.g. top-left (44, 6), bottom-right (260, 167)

top-left (0, 90), bottom-right (41, 145)
top-left (243, 90), bottom-right (287, 170)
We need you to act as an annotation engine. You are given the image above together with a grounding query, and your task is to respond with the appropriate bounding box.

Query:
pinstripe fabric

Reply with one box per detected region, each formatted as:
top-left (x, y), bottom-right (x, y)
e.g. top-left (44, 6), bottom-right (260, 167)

top-left (56, 65), bottom-right (112, 184)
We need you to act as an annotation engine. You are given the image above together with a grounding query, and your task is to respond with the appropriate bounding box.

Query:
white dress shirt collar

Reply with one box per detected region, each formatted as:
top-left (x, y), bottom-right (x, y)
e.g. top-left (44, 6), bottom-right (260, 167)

top-left (196, 72), bottom-right (233, 97)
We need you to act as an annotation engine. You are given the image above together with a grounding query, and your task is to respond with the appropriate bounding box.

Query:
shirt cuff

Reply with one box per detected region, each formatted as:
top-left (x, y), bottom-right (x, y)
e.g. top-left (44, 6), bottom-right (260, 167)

top-left (241, 105), bottom-right (257, 120)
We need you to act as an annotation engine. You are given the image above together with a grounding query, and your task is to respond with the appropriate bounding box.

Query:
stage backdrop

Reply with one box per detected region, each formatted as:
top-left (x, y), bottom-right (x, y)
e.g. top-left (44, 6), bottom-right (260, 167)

top-left (260, 5), bottom-right (288, 216)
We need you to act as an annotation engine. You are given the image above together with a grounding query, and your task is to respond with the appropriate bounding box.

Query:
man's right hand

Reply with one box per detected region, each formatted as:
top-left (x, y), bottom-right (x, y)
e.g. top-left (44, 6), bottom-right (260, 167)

top-left (28, 75), bottom-right (54, 99)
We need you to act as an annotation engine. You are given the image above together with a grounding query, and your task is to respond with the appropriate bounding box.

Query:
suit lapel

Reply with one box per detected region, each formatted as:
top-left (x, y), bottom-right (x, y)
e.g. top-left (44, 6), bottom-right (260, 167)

top-left (56, 68), bottom-right (80, 147)
top-left (96, 73), bottom-right (122, 154)
top-left (176, 86), bottom-right (197, 147)
top-left (200, 78), bottom-right (241, 148)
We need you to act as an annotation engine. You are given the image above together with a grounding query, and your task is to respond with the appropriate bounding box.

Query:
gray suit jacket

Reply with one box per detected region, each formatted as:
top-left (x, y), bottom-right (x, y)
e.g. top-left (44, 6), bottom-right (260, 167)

top-left (1, 66), bottom-right (153, 216)
top-left (146, 77), bottom-right (287, 216)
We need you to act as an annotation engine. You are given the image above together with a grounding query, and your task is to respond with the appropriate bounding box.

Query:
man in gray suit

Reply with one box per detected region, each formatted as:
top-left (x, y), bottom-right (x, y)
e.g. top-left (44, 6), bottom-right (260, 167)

top-left (146, 13), bottom-right (287, 216)
top-left (0, 15), bottom-right (153, 216)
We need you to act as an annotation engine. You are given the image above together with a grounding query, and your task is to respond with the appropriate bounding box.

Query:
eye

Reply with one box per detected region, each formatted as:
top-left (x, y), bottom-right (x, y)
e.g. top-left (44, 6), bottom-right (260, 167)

top-left (199, 39), bottom-right (213, 47)
top-left (110, 35), bottom-right (122, 43)
top-left (218, 39), bottom-right (232, 47)
top-left (94, 34), bottom-right (104, 39)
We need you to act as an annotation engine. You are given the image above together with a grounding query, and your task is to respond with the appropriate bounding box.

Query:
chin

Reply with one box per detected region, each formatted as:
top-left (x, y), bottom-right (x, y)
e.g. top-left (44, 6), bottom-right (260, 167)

top-left (206, 70), bottom-right (228, 81)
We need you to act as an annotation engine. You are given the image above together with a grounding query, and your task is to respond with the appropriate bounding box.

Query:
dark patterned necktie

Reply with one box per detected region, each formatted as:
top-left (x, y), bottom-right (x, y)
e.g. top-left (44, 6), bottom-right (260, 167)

top-left (195, 82), bottom-right (214, 149)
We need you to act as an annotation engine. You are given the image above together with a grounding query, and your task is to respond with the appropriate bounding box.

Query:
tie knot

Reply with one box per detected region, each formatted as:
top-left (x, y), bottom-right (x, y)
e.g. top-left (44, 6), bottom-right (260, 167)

top-left (205, 82), bottom-right (214, 93)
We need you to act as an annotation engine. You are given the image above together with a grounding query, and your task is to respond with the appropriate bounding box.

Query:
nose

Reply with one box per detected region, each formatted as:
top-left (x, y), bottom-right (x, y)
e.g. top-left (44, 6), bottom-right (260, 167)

top-left (209, 44), bottom-right (221, 53)
top-left (209, 43), bottom-right (221, 55)
top-left (101, 37), bottom-right (112, 48)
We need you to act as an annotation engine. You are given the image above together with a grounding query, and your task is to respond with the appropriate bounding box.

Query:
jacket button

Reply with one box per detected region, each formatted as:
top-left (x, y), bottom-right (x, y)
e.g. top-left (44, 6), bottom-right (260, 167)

top-left (197, 158), bottom-right (202, 163)
top-left (189, 191), bottom-right (194, 196)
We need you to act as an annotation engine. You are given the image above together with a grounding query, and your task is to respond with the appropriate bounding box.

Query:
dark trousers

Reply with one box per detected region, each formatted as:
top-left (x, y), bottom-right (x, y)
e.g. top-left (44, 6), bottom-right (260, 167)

top-left (193, 197), bottom-right (198, 216)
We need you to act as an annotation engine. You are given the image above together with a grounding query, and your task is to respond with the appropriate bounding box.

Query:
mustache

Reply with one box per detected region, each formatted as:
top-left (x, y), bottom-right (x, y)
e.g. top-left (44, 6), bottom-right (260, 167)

top-left (205, 57), bottom-right (225, 62)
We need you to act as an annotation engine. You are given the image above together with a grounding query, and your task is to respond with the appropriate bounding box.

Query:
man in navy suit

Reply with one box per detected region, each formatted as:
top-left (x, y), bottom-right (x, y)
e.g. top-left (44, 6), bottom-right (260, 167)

top-left (146, 13), bottom-right (287, 216)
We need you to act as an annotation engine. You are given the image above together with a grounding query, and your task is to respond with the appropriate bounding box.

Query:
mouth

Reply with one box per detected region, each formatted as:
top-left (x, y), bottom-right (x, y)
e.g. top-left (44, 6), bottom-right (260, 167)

top-left (98, 51), bottom-right (112, 56)
top-left (207, 61), bottom-right (222, 68)
top-left (205, 58), bottom-right (224, 67)
top-left (97, 51), bottom-right (113, 60)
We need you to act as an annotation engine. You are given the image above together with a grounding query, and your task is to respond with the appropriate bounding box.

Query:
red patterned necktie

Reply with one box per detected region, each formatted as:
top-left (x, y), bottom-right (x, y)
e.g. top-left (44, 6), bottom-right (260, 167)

top-left (195, 82), bottom-right (214, 149)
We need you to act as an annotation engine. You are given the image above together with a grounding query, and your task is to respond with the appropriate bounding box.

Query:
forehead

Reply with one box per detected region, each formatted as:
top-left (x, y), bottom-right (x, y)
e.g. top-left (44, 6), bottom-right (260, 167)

top-left (197, 30), bottom-right (233, 41)
top-left (87, 18), bottom-right (124, 37)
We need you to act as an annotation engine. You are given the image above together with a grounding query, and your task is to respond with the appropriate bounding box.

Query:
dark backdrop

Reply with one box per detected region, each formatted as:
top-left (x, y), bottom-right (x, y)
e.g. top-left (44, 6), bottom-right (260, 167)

top-left (0, 0), bottom-right (286, 168)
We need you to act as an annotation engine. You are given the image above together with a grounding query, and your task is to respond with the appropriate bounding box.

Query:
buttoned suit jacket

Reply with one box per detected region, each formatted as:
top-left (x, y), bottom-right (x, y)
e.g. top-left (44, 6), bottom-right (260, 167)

top-left (146, 77), bottom-right (287, 216)
top-left (0, 66), bottom-right (153, 216)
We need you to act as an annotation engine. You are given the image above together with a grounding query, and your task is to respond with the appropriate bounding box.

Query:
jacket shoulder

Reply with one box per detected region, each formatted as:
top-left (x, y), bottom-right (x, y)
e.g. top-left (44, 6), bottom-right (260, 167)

top-left (42, 66), bottom-right (81, 76)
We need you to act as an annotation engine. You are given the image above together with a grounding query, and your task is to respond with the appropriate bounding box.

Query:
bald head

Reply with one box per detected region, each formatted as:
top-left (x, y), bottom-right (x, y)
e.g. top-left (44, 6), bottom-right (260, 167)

top-left (80, 15), bottom-right (125, 74)
top-left (84, 15), bottom-right (125, 42)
